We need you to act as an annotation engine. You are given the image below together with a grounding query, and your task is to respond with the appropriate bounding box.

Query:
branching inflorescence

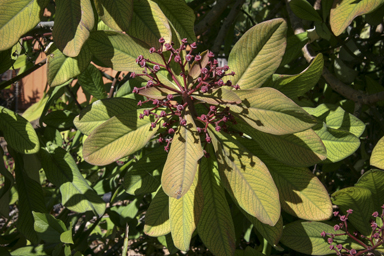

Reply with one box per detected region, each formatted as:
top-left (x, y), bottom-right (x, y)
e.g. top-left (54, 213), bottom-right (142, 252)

top-left (321, 205), bottom-right (384, 256)
top-left (131, 38), bottom-right (240, 153)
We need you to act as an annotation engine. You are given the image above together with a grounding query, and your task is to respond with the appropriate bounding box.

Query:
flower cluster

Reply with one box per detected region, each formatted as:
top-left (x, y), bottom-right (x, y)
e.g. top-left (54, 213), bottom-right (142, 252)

top-left (321, 205), bottom-right (384, 256)
top-left (131, 38), bottom-right (240, 153)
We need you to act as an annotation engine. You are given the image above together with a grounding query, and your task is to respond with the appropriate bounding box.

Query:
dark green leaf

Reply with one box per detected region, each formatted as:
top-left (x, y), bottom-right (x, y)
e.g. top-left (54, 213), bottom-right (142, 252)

top-left (78, 64), bottom-right (107, 100)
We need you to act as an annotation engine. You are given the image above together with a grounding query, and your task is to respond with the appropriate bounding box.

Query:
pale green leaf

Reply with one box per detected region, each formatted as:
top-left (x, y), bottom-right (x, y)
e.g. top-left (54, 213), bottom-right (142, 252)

top-left (78, 64), bottom-right (107, 100)
top-left (210, 128), bottom-right (280, 226)
top-left (192, 88), bottom-right (242, 105)
top-left (330, 0), bottom-right (384, 36)
top-left (32, 212), bottom-right (67, 244)
top-left (290, 0), bottom-right (322, 22)
top-left (53, 0), bottom-right (94, 57)
top-left (162, 110), bottom-right (203, 198)
top-left (197, 144), bottom-right (236, 256)
top-left (144, 188), bottom-right (170, 237)
top-left (47, 46), bottom-right (91, 87)
top-left (227, 18), bottom-right (287, 90)
top-left (231, 88), bottom-right (317, 135)
top-left (0, 0), bottom-right (48, 51)
top-left (331, 187), bottom-right (374, 236)
top-left (324, 107), bottom-right (365, 137)
top-left (355, 169), bottom-right (384, 211)
top-left (22, 95), bottom-right (48, 122)
top-left (138, 86), bottom-right (176, 100)
top-left (60, 229), bottom-right (74, 244)
top-left (281, 221), bottom-right (365, 255)
top-left (128, 0), bottom-right (172, 49)
top-left (0, 106), bottom-right (40, 154)
top-left (95, 0), bottom-right (133, 31)
top-left (40, 147), bottom-right (106, 216)
top-left (10, 245), bottom-right (48, 256)
top-left (371, 136), bottom-right (384, 169)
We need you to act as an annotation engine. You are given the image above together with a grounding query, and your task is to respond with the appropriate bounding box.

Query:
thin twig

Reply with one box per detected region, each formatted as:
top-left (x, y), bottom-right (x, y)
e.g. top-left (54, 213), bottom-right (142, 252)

top-left (108, 71), bottom-right (121, 98)
top-left (0, 58), bottom-right (47, 91)
top-left (122, 224), bottom-right (130, 256)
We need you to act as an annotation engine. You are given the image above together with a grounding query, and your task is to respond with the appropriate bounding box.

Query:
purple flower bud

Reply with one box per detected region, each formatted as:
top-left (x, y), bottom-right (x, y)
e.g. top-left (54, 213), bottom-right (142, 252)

top-left (139, 59), bottom-right (146, 67)
top-left (143, 109), bottom-right (150, 116)
top-left (133, 87), bottom-right (139, 94)
top-left (333, 211), bottom-right (339, 217)
top-left (329, 245), bottom-right (334, 250)
top-left (197, 127), bottom-right (202, 133)
top-left (149, 47), bottom-right (156, 53)
top-left (195, 55), bottom-right (202, 61)
top-left (218, 79), bottom-right (224, 86)
top-left (372, 211), bottom-right (379, 217)
top-left (164, 146), bottom-right (169, 152)
top-left (201, 67), bottom-right (208, 74)
top-left (208, 51), bottom-right (214, 58)
top-left (190, 42), bottom-right (197, 49)
top-left (180, 118), bottom-right (186, 126)
top-left (158, 137), bottom-right (163, 143)
top-left (165, 43), bottom-right (172, 51)
top-left (159, 37), bottom-right (165, 43)
top-left (350, 249), bottom-right (356, 255)
top-left (153, 65), bottom-right (160, 72)
top-left (336, 244), bottom-right (343, 250)
top-left (200, 114), bottom-right (207, 121)
top-left (181, 38), bottom-right (188, 44)
top-left (206, 136), bottom-right (211, 143)
top-left (224, 65), bottom-right (229, 71)
top-left (226, 80), bottom-right (232, 86)
top-left (136, 55), bottom-right (143, 63)
top-left (160, 111), bottom-right (167, 117)
top-left (346, 209), bottom-right (353, 214)
top-left (162, 122), bottom-right (168, 127)
top-left (373, 233), bottom-right (379, 239)
top-left (213, 59), bottom-right (218, 65)
top-left (186, 54), bottom-right (193, 61)
top-left (327, 238), bottom-right (333, 244)
top-left (167, 94), bottom-right (173, 101)
top-left (215, 126), bottom-right (221, 132)
top-left (321, 231), bottom-right (326, 237)
top-left (174, 55), bottom-right (181, 62)
top-left (177, 104), bottom-right (184, 111)
top-left (151, 122), bottom-right (156, 128)
top-left (340, 215), bottom-right (347, 221)
top-left (139, 114), bottom-right (144, 119)
top-left (130, 72), bottom-right (136, 78)
top-left (201, 86), bottom-right (208, 93)
top-left (147, 80), bottom-right (154, 87)
top-left (153, 99), bottom-right (159, 105)
top-left (234, 84), bottom-right (240, 90)
top-left (371, 222), bottom-right (378, 229)
top-left (334, 224), bottom-right (340, 231)
top-left (381, 204), bottom-right (384, 209)
top-left (197, 77), bottom-right (202, 83)
top-left (216, 69), bottom-right (223, 76)
top-left (137, 100), bottom-right (142, 106)
top-left (210, 106), bottom-right (216, 111)
top-left (168, 128), bottom-right (175, 134)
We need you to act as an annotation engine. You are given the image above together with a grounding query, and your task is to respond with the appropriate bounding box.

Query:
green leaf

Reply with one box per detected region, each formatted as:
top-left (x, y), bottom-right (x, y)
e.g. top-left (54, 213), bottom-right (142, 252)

top-left (169, 168), bottom-right (202, 251)
top-left (330, 0), bottom-right (384, 36)
top-left (12, 151), bottom-right (46, 245)
top-left (280, 32), bottom-right (308, 66)
top-left (355, 169), bottom-right (384, 211)
top-left (334, 58), bottom-right (358, 84)
top-left (10, 245), bottom-right (48, 256)
top-left (238, 123), bottom-right (326, 167)
top-left (0, 48), bottom-right (15, 73)
top-left (371, 136), bottom-right (384, 169)
top-left (144, 188), bottom-right (170, 237)
top-left (40, 147), bottom-right (106, 216)
top-left (53, 0), bottom-right (94, 57)
top-left (0, 106), bottom-right (40, 154)
top-left (268, 54), bottom-right (324, 99)
top-left (74, 98), bottom-right (145, 135)
top-left (47, 46), bottom-right (91, 87)
top-left (22, 95), bottom-right (48, 122)
top-left (227, 18), bottom-right (287, 90)
top-left (240, 137), bottom-right (332, 221)
top-left (192, 88), bottom-right (242, 106)
top-left (332, 187), bottom-right (374, 236)
top-left (32, 212), bottom-right (69, 244)
top-left (124, 146), bottom-right (165, 195)
top-left (60, 229), bottom-right (74, 244)
top-left (210, 128), bottom-right (280, 226)
top-left (281, 221), bottom-right (365, 255)
top-left (245, 211), bottom-right (283, 246)
top-left (128, 0), bottom-right (172, 49)
top-left (138, 86), bottom-right (176, 100)
top-left (197, 144), bottom-right (236, 256)
top-left (231, 88), bottom-right (317, 135)
top-left (314, 123), bottom-right (360, 163)
top-left (95, 0), bottom-right (133, 32)
top-left (77, 64), bottom-right (107, 100)
top-left (235, 246), bottom-right (266, 256)
top-left (87, 30), bottom-right (163, 73)
top-left (289, 0), bottom-right (322, 22)
top-left (39, 83), bottom-right (68, 127)
top-left (162, 110), bottom-right (203, 199)
top-left (82, 108), bottom-right (158, 165)
top-left (41, 110), bottom-right (77, 129)
top-left (151, 0), bottom-right (196, 42)
top-left (0, 0), bottom-right (48, 51)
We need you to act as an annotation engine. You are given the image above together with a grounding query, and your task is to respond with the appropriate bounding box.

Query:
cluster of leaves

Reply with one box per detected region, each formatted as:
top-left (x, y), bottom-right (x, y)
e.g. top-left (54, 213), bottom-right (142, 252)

top-left (0, 0), bottom-right (384, 255)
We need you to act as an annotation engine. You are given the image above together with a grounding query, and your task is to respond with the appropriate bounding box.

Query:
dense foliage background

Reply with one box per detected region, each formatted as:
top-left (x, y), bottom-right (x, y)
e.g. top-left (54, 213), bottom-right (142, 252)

top-left (0, 0), bottom-right (384, 255)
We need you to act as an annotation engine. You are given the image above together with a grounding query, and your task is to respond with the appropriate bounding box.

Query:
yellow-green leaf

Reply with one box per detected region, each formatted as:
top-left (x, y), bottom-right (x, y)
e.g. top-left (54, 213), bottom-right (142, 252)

top-left (232, 88), bottom-right (317, 135)
top-left (197, 144), bottom-right (236, 256)
top-left (210, 128), bottom-right (280, 226)
top-left (193, 88), bottom-right (242, 106)
top-left (162, 110), bottom-right (203, 199)
top-left (144, 188), bottom-right (170, 237)
top-left (95, 0), bottom-right (133, 32)
top-left (330, 0), bottom-right (384, 36)
top-left (0, 0), bottom-right (48, 51)
top-left (22, 95), bottom-right (48, 122)
top-left (0, 106), bottom-right (40, 154)
top-left (128, 0), bottom-right (172, 49)
top-left (355, 169), bottom-right (384, 211)
top-left (53, 0), bottom-right (94, 57)
top-left (227, 18), bottom-right (287, 89)
top-left (139, 86), bottom-right (177, 100)
top-left (371, 136), bottom-right (384, 169)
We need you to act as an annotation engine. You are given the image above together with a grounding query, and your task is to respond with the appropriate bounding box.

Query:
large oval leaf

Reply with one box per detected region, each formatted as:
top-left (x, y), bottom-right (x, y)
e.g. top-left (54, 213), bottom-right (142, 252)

top-left (95, 0), bottom-right (133, 32)
top-left (240, 137), bottom-right (332, 221)
top-left (0, 106), bottom-right (40, 154)
top-left (231, 88), bottom-right (317, 135)
top-left (371, 136), bottom-right (384, 169)
top-left (162, 110), bottom-right (203, 199)
top-left (289, 0), bottom-right (322, 22)
top-left (197, 144), bottom-right (236, 256)
top-left (0, 0), bottom-right (48, 51)
top-left (47, 46), bottom-right (91, 87)
top-left (53, 0), bottom-right (94, 57)
top-left (355, 169), bottom-right (384, 211)
top-left (210, 128), bottom-right (280, 226)
top-left (82, 110), bottom-right (158, 165)
top-left (330, 0), bottom-right (384, 36)
top-left (128, 0), bottom-right (172, 49)
top-left (77, 63), bottom-right (107, 100)
top-left (227, 18), bottom-right (287, 90)
top-left (192, 88), bottom-right (241, 106)
top-left (144, 188), bottom-right (170, 237)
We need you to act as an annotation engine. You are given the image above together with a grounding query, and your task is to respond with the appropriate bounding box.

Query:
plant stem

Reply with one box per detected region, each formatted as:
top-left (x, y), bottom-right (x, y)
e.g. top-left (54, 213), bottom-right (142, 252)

top-left (108, 71), bottom-right (121, 98)
top-left (66, 84), bottom-right (82, 111)
top-left (122, 224), bottom-right (130, 255)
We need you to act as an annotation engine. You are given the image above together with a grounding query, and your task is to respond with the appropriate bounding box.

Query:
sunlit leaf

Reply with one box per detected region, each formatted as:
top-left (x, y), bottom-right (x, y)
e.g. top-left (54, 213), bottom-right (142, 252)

top-left (22, 96), bottom-right (48, 122)
top-left (371, 136), bottom-right (384, 169)
top-left (193, 88), bottom-right (241, 105)
top-left (144, 188), bottom-right (170, 237)
top-left (355, 169), bottom-right (384, 211)
top-left (0, 0), bottom-right (48, 51)
top-left (53, 0), bottom-right (94, 57)
top-left (32, 212), bottom-right (69, 244)
top-left (95, 0), bottom-right (133, 32)
top-left (227, 19), bottom-right (287, 90)
top-left (10, 245), bottom-right (48, 256)
top-left (162, 110), bottom-right (203, 198)
top-left (231, 88), bottom-right (317, 135)
top-left (139, 86), bottom-right (177, 100)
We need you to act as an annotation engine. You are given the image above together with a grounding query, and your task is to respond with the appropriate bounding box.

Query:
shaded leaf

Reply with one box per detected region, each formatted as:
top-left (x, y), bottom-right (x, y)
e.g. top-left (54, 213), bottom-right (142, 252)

top-left (235, 246), bottom-right (266, 256)
top-left (162, 110), bottom-right (203, 198)
top-left (95, 0), bottom-right (133, 31)
top-left (53, 0), bottom-right (94, 57)
top-left (355, 169), bottom-right (384, 211)
top-left (10, 245), bottom-right (48, 256)
top-left (290, 0), bottom-right (322, 22)
top-left (280, 32), bottom-right (308, 67)
top-left (371, 136), bottom-right (384, 169)
top-left (0, 48), bottom-right (15, 73)
top-left (227, 19), bottom-right (287, 90)
top-left (232, 88), bottom-right (317, 135)
top-left (78, 64), bottom-right (107, 100)
top-left (32, 212), bottom-right (69, 244)
top-left (144, 188), bottom-right (170, 236)
top-left (193, 88), bottom-right (241, 105)
top-left (0, 106), bottom-right (40, 154)
top-left (41, 110), bottom-right (77, 129)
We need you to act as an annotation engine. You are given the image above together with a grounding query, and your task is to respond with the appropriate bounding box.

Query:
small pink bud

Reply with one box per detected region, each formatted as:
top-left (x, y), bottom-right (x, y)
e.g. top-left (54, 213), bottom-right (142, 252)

top-left (321, 231), bottom-right (326, 237)
top-left (190, 42), bottom-right (197, 49)
top-left (160, 111), bottom-right (167, 117)
top-left (143, 110), bottom-right (150, 116)
top-left (133, 87), bottom-right (139, 94)
top-left (329, 245), bottom-right (334, 250)
top-left (210, 106), bottom-right (216, 111)
top-left (146, 80), bottom-right (154, 87)
top-left (340, 215), bottom-right (347, 221)
top-left (159, 37), bottom-right (165, 43)
top-left (139, 59), bottom-right (146, 67)
top-left (162, 122), bottom-right (168, 127)
top-left (371, 222), bottom-right (378, 229)
top-left (139, 114), bottom-right (144, 119)
top-left (333, 211), bottom-right (339, 217)
top-left (167, 94), bottom-right (173, 100)
top-left (327, 238), bottom-right (333, 244)
top-left (353, 231), bottom-right (358, 236)
top-left (215, 126), bottom-right (221, 132)
top-left (195, 55), bottom-right (201, 61)
top-left (149, 47), bottom-right (156, 53)
top-left (334, 224), bottom-right (340, 231)
top-left (205, 136), bottom-right (211, 143)
top-left (136, 55), bottom-right (143, 63)
top-left (152, 99), bottom-right (159, 105)
top-left (216, 69), bottom-right (223, 76)
top-left (137, 100), bottom-right (142, 106)
top-left (201, 114), bottom-right (207, 121)
top-left (164, 146), bottom-right (169, 152)
top-left (177, 104), bottom-right (184, 111)
top-left (381, 204), bottom-right (384, 209)
top-left (186, 54), bottom-right (193, 61)
top-left (218, 79), bottom-right (224, 86)
top-left (208, 51), bottom-right (214, 58)
top-left (201, 86), bottom-right (208, 93)
top-left (346, 209), bottom-right (353, 214)
top-left (151, 122), bottom-right (156, 128)
top-left (372, 211), bottom-right (379, 217)
top-left (180, 118), bottom-right (186, 126)
top-left (153, 65), bottom-right (160, 72)
top-left (222, 116), bottom-right (229, 122)
top-left (201, 67), bottom-right (208, 74)
top-left (130, 72), bottom-right (136, 78)
top-left (224, 65), bottom-right (229, 71)
top-left (165, 43), bottom-right (172, 51)
top-left (234, 84), bottom-right (240, 90)
top-left (168, 128), bottom-right (175, 134)
top-left (336, 244), bottom-right (343, 250)
top-left (174, 55), bottom-right (181, 62)
top-left (181, 38), bottom-right (188, 44)
top-left (197, 77), bottom-right (202, 83)
top-left (373, 233), bottom-right (379, 239)
top-left (197, 127), bottom-right (202, 133)
top-left (213, 59), bottom-right (218, 65)
top-left (350, 249), bottom-right (356, 255)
